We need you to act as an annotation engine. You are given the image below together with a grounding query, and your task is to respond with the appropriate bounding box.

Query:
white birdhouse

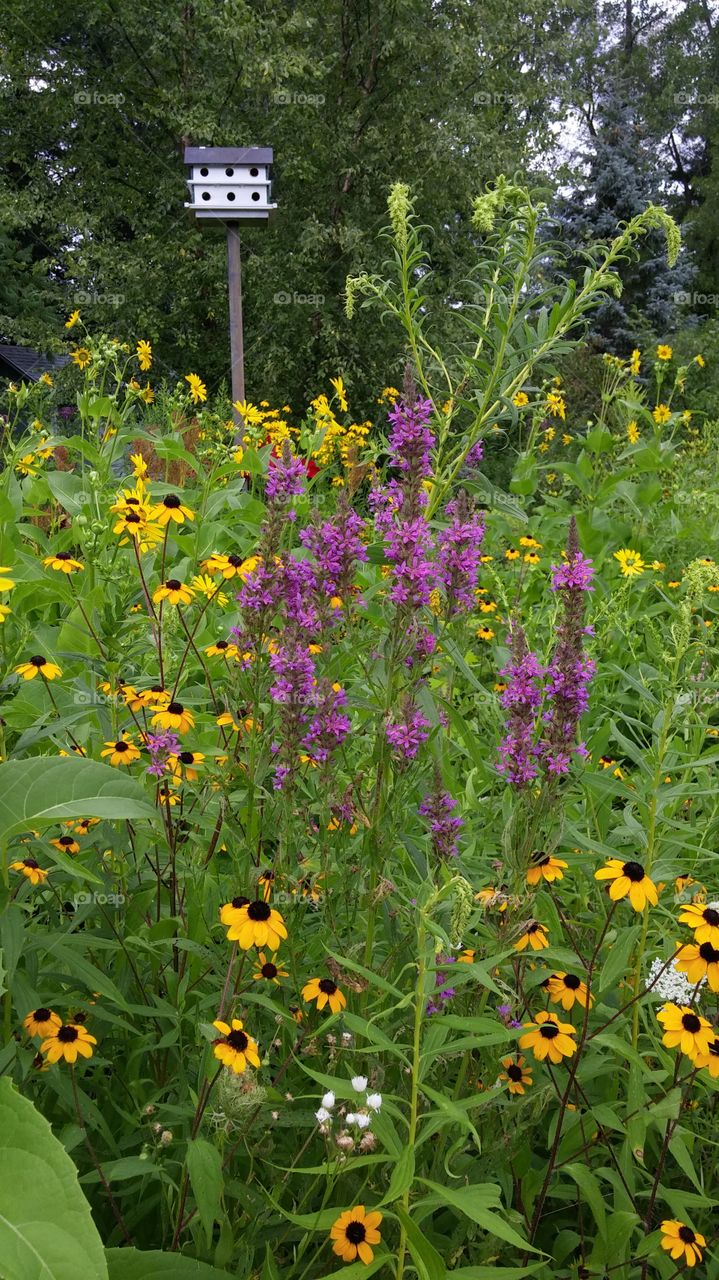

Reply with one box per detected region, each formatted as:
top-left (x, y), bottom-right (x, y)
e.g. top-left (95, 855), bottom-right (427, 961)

top-left (184, 146), bottom-right (277, 223)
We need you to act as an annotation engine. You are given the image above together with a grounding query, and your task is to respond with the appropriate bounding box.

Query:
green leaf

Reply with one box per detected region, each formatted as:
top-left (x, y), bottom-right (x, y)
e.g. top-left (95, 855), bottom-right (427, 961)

top-left (186, 1138), bottom-right (224, 1247)
top-left (393, 1204), bottom-right (446, 1280)
top-left (415, 1179), bottom-right (538, 1253)
top-left (0, 1077), bottom-right (108, 1280)
top-left (0, 757), bottom-right (157, 846)
top-left (382, 1146), bottom-right (415, 1205)
top-left (105, 1249), bottom-right (233, 1279)
top-left (562, 1164), bottom-right (606, 1236)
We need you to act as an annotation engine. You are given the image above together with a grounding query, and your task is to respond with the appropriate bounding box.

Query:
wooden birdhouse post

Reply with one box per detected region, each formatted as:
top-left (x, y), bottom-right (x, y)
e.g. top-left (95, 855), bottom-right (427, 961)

top-left (184, 146), bottom-right (277, 419)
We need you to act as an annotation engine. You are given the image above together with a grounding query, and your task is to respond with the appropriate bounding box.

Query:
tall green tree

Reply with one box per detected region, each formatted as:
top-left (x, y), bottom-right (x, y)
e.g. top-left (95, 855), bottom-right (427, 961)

top-left (1, 0), bottom-right (580, 410)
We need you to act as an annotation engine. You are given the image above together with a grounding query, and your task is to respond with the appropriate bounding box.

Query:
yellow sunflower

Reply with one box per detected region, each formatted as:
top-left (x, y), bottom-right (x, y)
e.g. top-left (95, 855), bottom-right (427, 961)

top-left (212, 1018), bottom-right (260, 1074)
top-left (519, 1011), bottom-right (577, 1063)
top-left (660, 1221), bottom-right (705, 1267)
top-left (613, 548), bottom-right (645, 577)
top-left (330, 1206), bottom-right (382, 1265)
top-left (301, 977), bottom-right (347, 1014)
top-left (220, 898), bottom-right (288, 950)
top-left (43, 552), bottom-right (84, 574)
top-left (594, 858), bottom-right (657, 911)
top-left (136, 339), bottom-right (152, 371)
top-left (40, 1022), bottom-right (97, 1064)
top-left (15, 656), bottom-right (62, 681)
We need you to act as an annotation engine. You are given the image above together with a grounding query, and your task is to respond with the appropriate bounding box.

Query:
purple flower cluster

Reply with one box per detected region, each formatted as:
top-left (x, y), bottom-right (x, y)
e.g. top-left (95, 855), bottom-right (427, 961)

top-left (302, 681), bottom-right (351, 764)
top-left (426, 956), bottom-right (457, 1015)
top-left (265, 441), bottom-right (306, 510)
top-left (386, 700), bottom-right (431, 760)
top-left (497, 520), bottom-right (595, 786)
top-left (463, 439), bottom-right (485, 472)
top-left (269, 637), bottom-right (316, 705)
top-left (419, 786), bottom-right (463, 859)
top-left (436, 491), bottom-right (485, 615)
top-left (299, 497), bottom-right (368, 605)
top-left (145, 730), bottom-right (181, 778)
top-left (386, 396), bottom-right (434, 479)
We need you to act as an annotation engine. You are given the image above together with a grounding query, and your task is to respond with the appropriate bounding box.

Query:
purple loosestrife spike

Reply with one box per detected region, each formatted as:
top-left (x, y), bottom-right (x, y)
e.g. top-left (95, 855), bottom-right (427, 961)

top-left (436, 490), bottom-right (485, 615)
top-left (265, 439), bottom-right (306, 509)
top-left (542, 518), bottom-right (595, 773)
top-left (497, 627), bottom-right (544, 787)
top-left (386, 699), bottom-right (430, 762)
top-left (419, 781), bottom-right (463, 859)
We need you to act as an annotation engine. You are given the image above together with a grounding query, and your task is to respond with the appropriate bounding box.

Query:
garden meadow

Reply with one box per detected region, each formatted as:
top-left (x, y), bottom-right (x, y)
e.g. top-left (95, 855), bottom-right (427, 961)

top-left (0, 183), bottom-right (718, 1280)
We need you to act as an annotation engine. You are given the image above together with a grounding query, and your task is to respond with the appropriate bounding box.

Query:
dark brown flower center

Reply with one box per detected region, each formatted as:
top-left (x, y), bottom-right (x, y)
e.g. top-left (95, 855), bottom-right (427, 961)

top-left (231, 896), bottom-right (250, 909)
top-left (167, 702), bottom-right (185, 715)
top-left (703, 907), bottom-right (719, 927)
top-left (227, 555), bottom-right (243, 567)
top-left (215, 640), bottom-right (229, 649)
top-left (163, 494), bottom-right (181, 508)
top-left (226, 1029), bottom-right (248, 1052)
top-left (345, 1222), bottom-right (366, 1244)
top-left (30, 655), bottom-right (46, 666)
top-left (56, 552), bottom-right (72, 560)
top-left (179, 752), bottom-right (194, 764)
top-left (678, 1226), bottom-right (696, 1244)
top-left (563, 974), bottom-right (581, 990)
top-left (166, 579), bottom-right (182, 590)
top-left (539, 1023), bottom-right (559, 1039)
top-left (507, 1064), bottom-right (523, 1081)
top-left (247, 900), bottom-right (271, 921)
top-left (114, 741), bottom-right (129, 752)
top-left (24, 858), bottom-right (39, 869)
top-left (262, 963), bottom-right (278, 979)
top-left (58, 836), bottom-right (75, 846)
top-left (527, 923), bottom-right (542, 934)
top-left (33, 1008), bottom-right (52, 1022)
top-left (126, 512), bottom-right (141, 524)
top-left (318, 978), bottom-right (337, 994)
top-left (57, 1026), bottom-right (79, 1043)
top-left (708, 1039), bottom-right (719, 1057)
top-left (531, 850), bottom-right (548, 866)
top-left (698, 941), bottom-right (719, 963)
top-left (681, 1013), bottom-right (701, 1032)
top-left (622, 861), bottom-right (645, 882)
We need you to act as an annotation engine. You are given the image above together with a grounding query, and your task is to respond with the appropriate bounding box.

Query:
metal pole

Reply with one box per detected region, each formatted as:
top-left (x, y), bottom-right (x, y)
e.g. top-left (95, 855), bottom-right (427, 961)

top-left (226, 222), bottom-right (245, 426)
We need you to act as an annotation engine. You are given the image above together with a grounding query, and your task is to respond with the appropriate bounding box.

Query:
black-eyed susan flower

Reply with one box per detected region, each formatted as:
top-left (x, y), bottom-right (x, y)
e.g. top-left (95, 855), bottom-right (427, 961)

top-left (693, 1035), bottom-right (719, 1078)
top-left (505, 547), bottom-right (520, 561)
top-left (475, 886), bottom-right (507, 912)
top-left (301, 977), bottom-right (347, 1014)
top-left (66, 817), bottom-right (100, 836)
top-left (10, 857), bottom-right (49, 885)
top-left (43, 551), bottom-right (84, 574)
top-left (476, 626), bottom-right (495, 642)
top-left (252, 952), bottom-right (288, 984)
top-left (595, 858), bottom-right (657, 911)
top-left (257, 869), bottom-right (275, 901)
top-left (519, 1011), bottom-right (577, 1063)
top-left (153, 579), bottom-right (195, 607)
top-left (168, 750), bottom-right (205, 780)
top-left (191, 574), bottom-right (228, 605)
top-left (151, 702), bottom-right (195, 735)
top-left (457, 949), bottom-right (475, 964)
top-left (15, 655), bottom-right (63, 681)
top-left (40, 1022), bottom-right (97, 1064)
top-left (526, 851), bottom-right (567, 886)
top-left (131, 684), bottom-right (170, 711)
top-left (330, 1206), bottom-right (382, 1265)
top-left (23, 1008), bottom-right (61, 1038)
top-left (220, 898), bottom-right (288, 950)
top-left (514, 922), bottom-right (549, 952)
top-left (101, 736), bottom-right (141, 767)
top-left (184, 373), bottom-right (207, 404)
top-left (50, 835), bottom-right (80, 855)
top-left (547, 972), bottom-right (593, 1011)
top-left (656, 1004), bottom-right (713, 1056)
top-left (206, 639), bottom-right (239, 659)
top-left (678, 902), bottom-right (719, 946)
top-left (660, 1221), bottom-right (705, 1267)
top-left (150, 494), bottom-right (195, 525)
top-left (499, 1055), bottom-right (533, 1095)
top-left (674, 941), bottom-right (719, 991)
top-left (212, 1018), bottom-right (260, 1074)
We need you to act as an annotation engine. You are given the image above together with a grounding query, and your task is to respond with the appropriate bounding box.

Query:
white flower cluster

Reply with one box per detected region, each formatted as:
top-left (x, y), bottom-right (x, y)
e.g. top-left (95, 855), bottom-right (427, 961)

top-left (646, 956), bottom-right (706, 1005)
top-left (315, 1075), bottom-right (383, 1152)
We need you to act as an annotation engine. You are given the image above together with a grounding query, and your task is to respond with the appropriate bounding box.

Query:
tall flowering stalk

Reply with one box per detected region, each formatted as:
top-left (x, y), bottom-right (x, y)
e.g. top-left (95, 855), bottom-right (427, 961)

top-left (436, 489), bottom-right (485, 616)
top-left (543, 519), bottom-right (595, 774)
top-left (497, 629), bottom-right (545, 787)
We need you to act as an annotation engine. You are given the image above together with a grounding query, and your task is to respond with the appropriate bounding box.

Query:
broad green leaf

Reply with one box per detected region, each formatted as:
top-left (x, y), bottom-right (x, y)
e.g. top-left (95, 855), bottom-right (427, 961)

top-left (381, 1146), bottom-right (415, 1205)
top-left (0, 757), bottom-right (157, 846)
top-left (0, 1077), bottom-right (108, 1280)
top-left (105, 1249), bottom-right (233, 1279)
top-left (562, 1164), bottom-right (606, 1236)
top-left (416, 1179), bottom-right (538, 1253)
top-left (186, 1138), bottom-right (224, 1247)
top-left (394, 1204), bottom-right (446, 1280)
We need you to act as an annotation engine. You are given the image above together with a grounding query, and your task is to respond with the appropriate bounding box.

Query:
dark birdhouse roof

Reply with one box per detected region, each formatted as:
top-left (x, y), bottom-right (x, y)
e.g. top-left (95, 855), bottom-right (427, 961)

top-left (0, 344), bottom-right (70, 383)
top-left (184, 146), bottom-right (273, 165)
